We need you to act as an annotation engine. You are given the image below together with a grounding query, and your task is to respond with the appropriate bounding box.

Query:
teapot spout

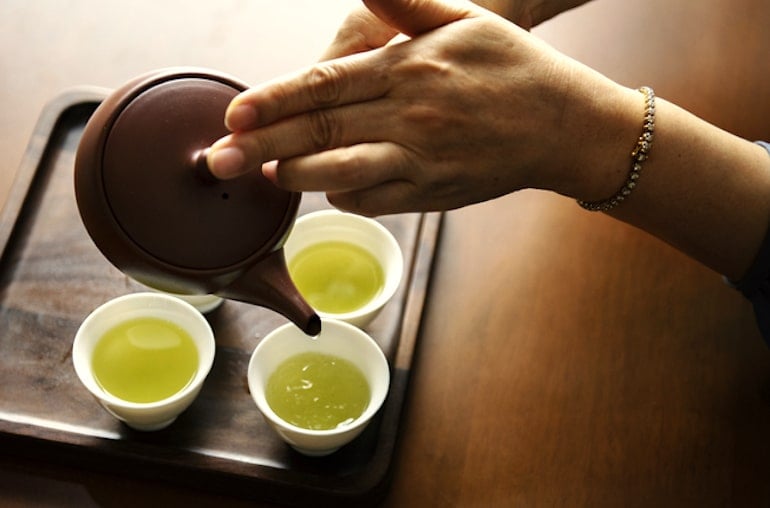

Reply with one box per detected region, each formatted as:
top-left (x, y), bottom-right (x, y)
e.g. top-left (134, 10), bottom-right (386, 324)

top-left (218, 248), bottom-right (321, 336)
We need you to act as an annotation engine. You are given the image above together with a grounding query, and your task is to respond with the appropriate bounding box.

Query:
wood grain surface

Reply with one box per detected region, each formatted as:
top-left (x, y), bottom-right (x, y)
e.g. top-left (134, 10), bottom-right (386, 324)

top-left (1, 0), bottom-right (769, 506)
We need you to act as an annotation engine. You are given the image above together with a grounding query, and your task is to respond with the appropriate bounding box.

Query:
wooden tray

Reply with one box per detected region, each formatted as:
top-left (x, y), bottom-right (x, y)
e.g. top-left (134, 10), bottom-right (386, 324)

top-left (0, 88), bottom-right (442, 505)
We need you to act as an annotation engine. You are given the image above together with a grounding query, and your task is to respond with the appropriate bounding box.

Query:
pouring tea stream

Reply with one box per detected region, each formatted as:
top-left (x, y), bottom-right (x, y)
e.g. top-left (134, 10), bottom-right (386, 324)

top-left (74, 68), bottom-right (321, 336)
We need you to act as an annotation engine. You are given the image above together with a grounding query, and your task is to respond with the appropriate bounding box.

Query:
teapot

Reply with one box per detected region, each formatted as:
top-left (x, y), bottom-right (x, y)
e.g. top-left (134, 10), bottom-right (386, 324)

top-left (74, 68), bottom-right (321, 336)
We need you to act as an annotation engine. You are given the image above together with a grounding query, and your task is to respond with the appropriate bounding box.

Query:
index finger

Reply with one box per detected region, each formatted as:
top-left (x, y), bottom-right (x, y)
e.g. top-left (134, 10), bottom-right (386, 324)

top-left (224, 51), bottom-right (394, 132)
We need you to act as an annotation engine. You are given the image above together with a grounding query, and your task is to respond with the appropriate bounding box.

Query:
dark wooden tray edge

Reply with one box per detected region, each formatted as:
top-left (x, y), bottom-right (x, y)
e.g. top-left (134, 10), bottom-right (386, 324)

top-left (0, 86), bottom-right (110, 262)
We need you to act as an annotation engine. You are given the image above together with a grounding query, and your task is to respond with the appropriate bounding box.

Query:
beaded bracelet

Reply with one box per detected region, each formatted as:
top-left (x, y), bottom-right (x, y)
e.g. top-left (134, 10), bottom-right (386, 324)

top-left (577, 86), bottom-right (656, 212)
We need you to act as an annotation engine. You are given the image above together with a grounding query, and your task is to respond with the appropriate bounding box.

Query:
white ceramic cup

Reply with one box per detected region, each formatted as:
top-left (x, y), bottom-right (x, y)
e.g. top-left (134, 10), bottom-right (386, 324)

top-left (153, 290), bottom-right (223, 314)
top-left (283, 209), bottom-right (403, 328)
top-left (72, 292), bottom-right (216, 431)
top-left (133, 278), bottom-right (224, 314)
top-left (247, 318), bottom-right (390, 456)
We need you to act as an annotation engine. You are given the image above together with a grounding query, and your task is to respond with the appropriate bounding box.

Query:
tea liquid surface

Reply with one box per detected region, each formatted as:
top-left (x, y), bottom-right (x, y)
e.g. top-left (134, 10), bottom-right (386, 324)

top-left (266, 352), bottom-right (370, 430)
top-left (92, 317), bottom-right (198, 403)
top-left (289, 240), bottom-right (384, 314)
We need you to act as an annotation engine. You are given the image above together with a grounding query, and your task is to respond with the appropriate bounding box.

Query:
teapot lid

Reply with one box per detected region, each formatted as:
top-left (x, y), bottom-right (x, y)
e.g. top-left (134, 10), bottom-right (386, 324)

top-left (76, 69), bottom-right (299, 279)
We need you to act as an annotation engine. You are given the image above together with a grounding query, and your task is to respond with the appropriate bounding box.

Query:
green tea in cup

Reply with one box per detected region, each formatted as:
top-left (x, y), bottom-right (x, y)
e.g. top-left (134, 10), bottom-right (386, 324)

top-left (288, 240), bottom-right (384, 314)
top-left (283, 210), bottom-right (403, 328)
top-left (91, 316), bottom-right (199, 403)
top-left (265, 351), bottom-right (370, 430)
top-left (248, 318), bottom-right (389, 455)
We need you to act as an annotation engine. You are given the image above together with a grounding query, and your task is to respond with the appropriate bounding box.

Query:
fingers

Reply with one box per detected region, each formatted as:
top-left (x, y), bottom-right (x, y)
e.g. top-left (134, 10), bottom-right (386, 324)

top-left (321, 0), bottom-right (478, 62)
top-left (320, 5), bottom-right (400, 61)
top-left (362, 0), bottom-right (478, 37)
top-left (264, 142), bottom-right (410, 194)
top-left (207, 0), bottom-right (485, 182)
top-left (267, 143), bottom-right (420, 217)
top-left (223, 53), bottom-right (391, 134)
top-left (264, 143), bottom-right (435, 217)
top-left (209, 97), bottom-right (396, 179)
top-left (207, 52), bottom-right (394, 179)
top-left (327, 180), bottom-right (419, 217)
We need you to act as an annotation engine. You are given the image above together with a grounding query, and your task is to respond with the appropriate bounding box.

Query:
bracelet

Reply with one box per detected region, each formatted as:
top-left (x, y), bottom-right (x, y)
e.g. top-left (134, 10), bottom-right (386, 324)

top-left (577, 86), bottom-right (656, 212)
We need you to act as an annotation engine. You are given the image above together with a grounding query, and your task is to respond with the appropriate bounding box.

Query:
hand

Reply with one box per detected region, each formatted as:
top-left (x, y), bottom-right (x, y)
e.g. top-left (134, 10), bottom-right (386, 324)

top-left (207, 0), bottom-right (635, 216)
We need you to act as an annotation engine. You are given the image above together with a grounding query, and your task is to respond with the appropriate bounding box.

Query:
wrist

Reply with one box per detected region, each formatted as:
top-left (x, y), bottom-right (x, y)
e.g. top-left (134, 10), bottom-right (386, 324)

top-left (577, 86), bottom-right (656, 211)
top-left (543, 79), bottom-right (644, 204)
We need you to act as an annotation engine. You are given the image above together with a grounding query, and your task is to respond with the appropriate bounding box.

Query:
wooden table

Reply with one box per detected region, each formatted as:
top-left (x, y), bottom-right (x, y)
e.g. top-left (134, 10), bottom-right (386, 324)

top-left (2, 0), bottom-right (769, 506)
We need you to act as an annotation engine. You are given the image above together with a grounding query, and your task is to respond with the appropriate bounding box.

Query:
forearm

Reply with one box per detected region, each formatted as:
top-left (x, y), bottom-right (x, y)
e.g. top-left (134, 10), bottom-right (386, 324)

top-left (567, 88), bottom-right (770, 280)
top-left (612, 100), bottom-right (770, 280)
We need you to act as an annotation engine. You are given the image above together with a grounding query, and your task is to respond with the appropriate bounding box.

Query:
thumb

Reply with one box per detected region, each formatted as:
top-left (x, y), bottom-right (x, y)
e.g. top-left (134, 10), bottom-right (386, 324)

top-left (362, 0), bottom-right (479, 37)
top-left (320, 6), bottom-right (400, 61)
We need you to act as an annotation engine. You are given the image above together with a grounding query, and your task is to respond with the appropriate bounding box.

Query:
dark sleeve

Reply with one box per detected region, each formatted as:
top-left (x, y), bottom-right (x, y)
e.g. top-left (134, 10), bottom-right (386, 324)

top-left (727, 141), bottom-right (770, 344)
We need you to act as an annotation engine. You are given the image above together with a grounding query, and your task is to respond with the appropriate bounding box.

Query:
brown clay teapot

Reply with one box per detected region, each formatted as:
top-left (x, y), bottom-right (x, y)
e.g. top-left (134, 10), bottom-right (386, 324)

top-left (74, 67), bottom-right (321, 336)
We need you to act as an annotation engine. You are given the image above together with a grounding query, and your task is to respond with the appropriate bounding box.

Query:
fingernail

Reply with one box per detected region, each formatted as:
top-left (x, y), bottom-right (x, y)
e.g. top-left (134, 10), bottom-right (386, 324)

top-left (261, 160), bottom-right (279, 184)
top-left (225, 104), bottom-right (258, 131)
top-left (207, 146), bottom-right (245, 179)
